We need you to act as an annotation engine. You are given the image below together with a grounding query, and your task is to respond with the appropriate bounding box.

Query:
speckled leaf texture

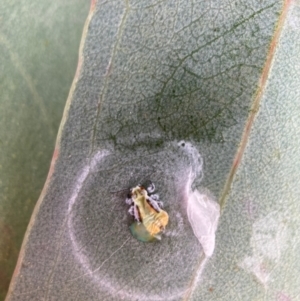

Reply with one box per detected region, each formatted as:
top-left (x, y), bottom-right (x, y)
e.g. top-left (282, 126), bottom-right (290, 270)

top-left (0, 1), bottom-right (89, 300)
top-left (5, 0), bottom-right (300, 300)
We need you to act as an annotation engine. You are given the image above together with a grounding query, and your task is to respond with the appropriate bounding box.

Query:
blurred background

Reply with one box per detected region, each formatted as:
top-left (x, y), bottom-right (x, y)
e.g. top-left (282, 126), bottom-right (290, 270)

top-left (0, 1), bottom-right (89, 299)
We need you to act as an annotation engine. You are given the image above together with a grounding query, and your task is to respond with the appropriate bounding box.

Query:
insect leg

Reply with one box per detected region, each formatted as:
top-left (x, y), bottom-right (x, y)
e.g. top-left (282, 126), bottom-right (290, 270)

top-left (150, 194), bottom-right (159, 200)
top-left (147, 182), bottom-right (155, 194)
top-left (128, 206), bottom-right (135, 216)
top-left (147, 196), bottom-right (162, 212)
top-left (125, 197), bottom-right (133, 205)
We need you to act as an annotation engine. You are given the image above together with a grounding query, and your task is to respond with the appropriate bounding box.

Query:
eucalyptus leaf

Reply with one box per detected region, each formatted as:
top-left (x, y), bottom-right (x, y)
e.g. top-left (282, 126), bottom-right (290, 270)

top-left (6, 0), bottom-right (300, 300)
top-left (0, 1), bottom-right (89, 300)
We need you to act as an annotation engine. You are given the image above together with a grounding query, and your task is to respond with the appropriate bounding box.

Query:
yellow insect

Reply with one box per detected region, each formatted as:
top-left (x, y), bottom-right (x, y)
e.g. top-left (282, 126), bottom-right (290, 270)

top-left (126, 183), bottom-right (169, 241)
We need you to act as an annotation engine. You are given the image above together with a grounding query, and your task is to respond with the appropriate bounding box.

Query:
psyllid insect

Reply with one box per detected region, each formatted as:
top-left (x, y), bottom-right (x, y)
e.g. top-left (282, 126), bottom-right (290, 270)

top-left (126, 183), bottom-right (169, 241)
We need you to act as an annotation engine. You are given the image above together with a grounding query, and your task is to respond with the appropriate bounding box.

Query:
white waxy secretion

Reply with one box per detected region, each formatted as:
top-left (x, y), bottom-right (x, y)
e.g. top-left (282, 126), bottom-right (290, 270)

top-left (187, 189), bottom-right (220, 257)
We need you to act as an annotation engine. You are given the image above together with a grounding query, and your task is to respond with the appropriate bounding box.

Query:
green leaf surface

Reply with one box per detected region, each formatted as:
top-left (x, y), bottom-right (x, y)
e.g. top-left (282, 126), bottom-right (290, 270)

top-left (6, 0), bottom-right (300, 300)
top-left (0, 1), bottom-right (89, 300)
